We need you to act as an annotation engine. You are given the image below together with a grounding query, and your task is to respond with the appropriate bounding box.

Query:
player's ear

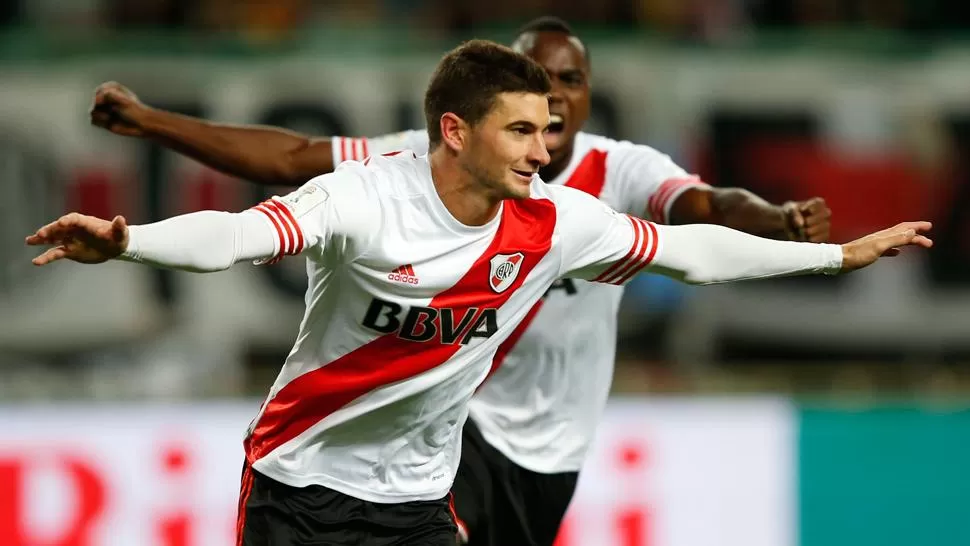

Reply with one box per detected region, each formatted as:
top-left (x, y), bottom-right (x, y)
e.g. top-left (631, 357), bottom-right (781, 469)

top-left (439, 112), bottom-right (467, 153)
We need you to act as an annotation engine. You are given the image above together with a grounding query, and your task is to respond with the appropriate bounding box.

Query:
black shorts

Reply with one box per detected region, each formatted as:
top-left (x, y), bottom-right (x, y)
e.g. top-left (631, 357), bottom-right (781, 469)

top-left (451, 419), bottom-right (580, 546)
top-left (236, 463), bottom-right (459, 546)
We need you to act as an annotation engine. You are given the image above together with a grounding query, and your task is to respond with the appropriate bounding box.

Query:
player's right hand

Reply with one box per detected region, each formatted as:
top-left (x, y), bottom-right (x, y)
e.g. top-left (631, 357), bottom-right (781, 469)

top-left (25, 213), bottom-right (130, 266)
top-left (89, 81), bottom-right (148, 137)
top-left (839, 221), bottom-right (933, 273)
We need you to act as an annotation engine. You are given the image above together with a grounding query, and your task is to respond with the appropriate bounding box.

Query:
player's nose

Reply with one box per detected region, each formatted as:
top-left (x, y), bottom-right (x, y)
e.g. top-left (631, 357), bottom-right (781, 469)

top-left (529, 134), bottom-right (551, 167)
top-left (548, 84), bottom-right (565, 105)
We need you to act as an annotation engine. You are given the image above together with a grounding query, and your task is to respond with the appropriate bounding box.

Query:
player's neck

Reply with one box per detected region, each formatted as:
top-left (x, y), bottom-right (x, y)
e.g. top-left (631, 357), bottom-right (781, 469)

top-left (429, 150), bottom-right (502, 227)
top-left (538, 142), bottom-right (575, 182)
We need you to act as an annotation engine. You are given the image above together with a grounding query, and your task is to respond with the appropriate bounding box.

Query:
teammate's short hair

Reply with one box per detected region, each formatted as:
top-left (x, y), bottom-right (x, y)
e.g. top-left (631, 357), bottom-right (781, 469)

top-left (424, 39), bottom-right (551, 149)
top-left (516, 15), bottom-right (574, 36)
top-left (513, 16), bottom-right (590, 68)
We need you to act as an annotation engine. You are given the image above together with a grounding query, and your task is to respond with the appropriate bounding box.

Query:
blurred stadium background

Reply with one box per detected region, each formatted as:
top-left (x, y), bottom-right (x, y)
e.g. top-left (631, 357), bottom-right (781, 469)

top-left (2, 1), bottom-right (970, 545)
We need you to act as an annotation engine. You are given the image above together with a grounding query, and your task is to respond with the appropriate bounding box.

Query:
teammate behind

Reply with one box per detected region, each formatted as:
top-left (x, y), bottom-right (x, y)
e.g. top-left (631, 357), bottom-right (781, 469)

top-left (87, 21), bottom-right (847, 546)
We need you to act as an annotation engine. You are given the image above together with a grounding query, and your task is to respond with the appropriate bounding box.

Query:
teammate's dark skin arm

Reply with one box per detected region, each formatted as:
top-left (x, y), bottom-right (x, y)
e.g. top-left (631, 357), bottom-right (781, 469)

top-left (91, 82), bottom-right (833, 242)
top-left (90, 81), bottom-right (335, 186)
top-left (669, 187), bottom-right (832, 243)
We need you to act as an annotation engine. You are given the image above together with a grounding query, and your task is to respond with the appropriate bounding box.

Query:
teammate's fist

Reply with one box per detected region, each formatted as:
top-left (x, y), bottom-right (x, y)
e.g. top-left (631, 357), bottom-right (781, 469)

top-left (840, 221), bottom-right (932, 273)
top-left (26, 213), bottom-right (130, 266)
top-left (783, 197), bottom-right (831, 242)
top-left (89, 81), bottom-right (149, 137)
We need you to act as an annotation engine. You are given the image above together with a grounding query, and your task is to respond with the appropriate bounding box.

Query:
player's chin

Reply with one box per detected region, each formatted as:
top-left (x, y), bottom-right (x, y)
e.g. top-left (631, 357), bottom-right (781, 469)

top-left (504, 173), bottom-right (533, 199)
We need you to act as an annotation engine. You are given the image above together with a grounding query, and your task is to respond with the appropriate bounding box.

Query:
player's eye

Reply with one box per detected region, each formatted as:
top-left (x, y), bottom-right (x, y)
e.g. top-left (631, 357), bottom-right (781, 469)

top-left (560, 73), bottom-right (584, 86)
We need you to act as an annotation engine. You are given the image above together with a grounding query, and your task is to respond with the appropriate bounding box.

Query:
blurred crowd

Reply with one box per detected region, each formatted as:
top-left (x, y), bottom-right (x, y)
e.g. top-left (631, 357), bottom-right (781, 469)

top-left (2, 0), bottom-right (969, 43)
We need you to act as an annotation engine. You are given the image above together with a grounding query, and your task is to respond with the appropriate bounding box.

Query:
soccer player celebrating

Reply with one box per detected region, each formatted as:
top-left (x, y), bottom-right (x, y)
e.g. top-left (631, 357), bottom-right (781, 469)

top-left (89, 20), bottom-right (834, 546)
top-left (41, 38), bottom-right (928, 546)
top-left (79, 34), bottom-right (904, 546)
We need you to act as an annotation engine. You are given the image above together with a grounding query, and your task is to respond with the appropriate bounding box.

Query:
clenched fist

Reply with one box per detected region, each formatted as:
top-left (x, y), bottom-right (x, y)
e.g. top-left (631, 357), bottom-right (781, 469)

top-left (89, 81), bottom-right (150, 137)
top-left (783, 197), bottom-right (832, 242)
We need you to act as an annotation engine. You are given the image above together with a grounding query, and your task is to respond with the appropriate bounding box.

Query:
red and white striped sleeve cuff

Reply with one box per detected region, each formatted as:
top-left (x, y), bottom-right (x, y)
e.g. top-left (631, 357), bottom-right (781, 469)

top-left (592, 216), bottom-right (661, 286)
top-left (249, 198), bottom-right (306, 264)
top-left (647, 176), bottom-right (710, 224)
top-left (332, 137), bottom-right (370, 165)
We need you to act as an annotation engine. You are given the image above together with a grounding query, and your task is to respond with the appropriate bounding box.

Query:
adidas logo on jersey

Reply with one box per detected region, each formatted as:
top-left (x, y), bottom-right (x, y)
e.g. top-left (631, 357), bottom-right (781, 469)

top-left (388, 264), bottom-right (419, 285)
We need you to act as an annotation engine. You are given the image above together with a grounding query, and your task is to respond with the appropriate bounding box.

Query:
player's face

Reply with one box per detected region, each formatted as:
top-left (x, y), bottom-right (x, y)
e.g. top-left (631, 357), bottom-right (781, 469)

top-left (513, 32), bottom-right (591, 164)
top-left (462, 92), bottom-right (551, 200)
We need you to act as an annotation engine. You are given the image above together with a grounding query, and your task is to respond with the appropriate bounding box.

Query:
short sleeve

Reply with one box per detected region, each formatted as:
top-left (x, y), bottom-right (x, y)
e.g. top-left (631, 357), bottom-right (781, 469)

top-left (552, 185), bottom-right (661, 286)
top-left (608, 142), bottom-right (710, 223)
top-left (247, 168), bottom-right (379, 265)
top-left (332, 130), bottom-right (430, 165)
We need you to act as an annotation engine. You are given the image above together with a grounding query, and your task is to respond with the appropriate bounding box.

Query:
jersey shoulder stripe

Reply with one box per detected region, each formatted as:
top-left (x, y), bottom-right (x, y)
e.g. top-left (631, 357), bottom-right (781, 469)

top-left (592, 216), bottom-right (659, 284)
top-left (250, 198), bottom-right (307, 263)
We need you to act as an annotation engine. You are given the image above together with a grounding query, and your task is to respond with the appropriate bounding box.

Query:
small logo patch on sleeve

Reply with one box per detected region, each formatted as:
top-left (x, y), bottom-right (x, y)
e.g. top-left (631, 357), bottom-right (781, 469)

top-left (278, 184), bottom-right (330, 218)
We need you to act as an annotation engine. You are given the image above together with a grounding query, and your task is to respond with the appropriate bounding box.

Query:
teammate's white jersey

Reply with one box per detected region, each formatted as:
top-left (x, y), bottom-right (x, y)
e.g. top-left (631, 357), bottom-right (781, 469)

top-left (334, 131), bottom-right (711, 473)
top-left (242, 152), bottom-right (670, 502)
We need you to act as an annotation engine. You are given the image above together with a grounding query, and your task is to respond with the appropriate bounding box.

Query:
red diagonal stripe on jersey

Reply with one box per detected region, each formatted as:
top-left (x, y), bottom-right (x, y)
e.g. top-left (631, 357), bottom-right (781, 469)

top-left (614, 219), bottom-right (660, 285)
top-left (406, 264), bottom-right (416, 276)
top-left (564, 149), bottom-right (608, 197)
top-left (361, 138), bottom-right (370, 160)
top-left (592, 215), bottom-right (644, 283)
top-left (244, 198), bottom-right (557, 463)
top-left (480, 298), bottom-right (544, 388)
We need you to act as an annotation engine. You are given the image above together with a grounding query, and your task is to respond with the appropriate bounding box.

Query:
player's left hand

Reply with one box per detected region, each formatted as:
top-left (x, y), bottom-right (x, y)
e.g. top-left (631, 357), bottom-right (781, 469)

top-left (782, 197), bottom-right (831, 242)
top-left (26, 213), bottom-right (129, 266)
top-left (840, 221), bottom-right (932, 272)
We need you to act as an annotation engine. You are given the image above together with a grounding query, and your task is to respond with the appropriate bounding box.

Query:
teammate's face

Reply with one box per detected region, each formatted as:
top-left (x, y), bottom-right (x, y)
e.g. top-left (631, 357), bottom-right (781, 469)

top-left (461, 92), bottom-right (551, 200)
top-left (513, 31), bottom-right (591, 164)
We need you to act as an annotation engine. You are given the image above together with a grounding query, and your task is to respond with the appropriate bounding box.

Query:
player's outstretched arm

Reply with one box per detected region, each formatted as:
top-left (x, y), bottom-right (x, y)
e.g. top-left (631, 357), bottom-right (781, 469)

top-left (649, 221), bottom-right (931, 284)
top-left (26, 210), bottom-right (276, 272)
top-left (668, 188), bottom-right (832, 243)
top-left (28, 170), bottom-right (377, 273)
top-left (556, 185), bottom-right (930, 286)
top-left (90, 81), bottom-right (336, 186)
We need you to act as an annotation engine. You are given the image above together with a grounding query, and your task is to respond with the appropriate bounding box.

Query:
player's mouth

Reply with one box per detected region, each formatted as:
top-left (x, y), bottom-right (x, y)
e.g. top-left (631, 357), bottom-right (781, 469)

top-left (511, 168), bottom-right (535, 182)
top-left (544, 114), bottom-right (567, 150)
